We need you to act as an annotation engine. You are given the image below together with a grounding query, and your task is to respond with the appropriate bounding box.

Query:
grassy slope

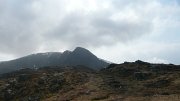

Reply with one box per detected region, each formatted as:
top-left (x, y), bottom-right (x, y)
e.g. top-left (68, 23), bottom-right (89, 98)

top-left (0, 62), bottom-right (180, 101)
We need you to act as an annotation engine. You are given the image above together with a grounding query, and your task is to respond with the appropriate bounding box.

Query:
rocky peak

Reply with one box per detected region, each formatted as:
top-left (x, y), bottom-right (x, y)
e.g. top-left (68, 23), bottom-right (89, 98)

top-left (73, 47), bottom-right (92, 54)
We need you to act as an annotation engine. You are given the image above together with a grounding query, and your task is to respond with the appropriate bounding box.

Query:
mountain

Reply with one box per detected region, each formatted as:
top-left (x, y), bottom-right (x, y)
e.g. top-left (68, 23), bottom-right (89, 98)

top-left (0, 61), bottom-right (180, 101)
top-left (0, 47), bottom-right (109, 74)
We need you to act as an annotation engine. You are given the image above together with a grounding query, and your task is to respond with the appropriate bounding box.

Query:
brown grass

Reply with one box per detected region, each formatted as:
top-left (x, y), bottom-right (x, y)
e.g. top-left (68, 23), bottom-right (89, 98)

top-left (124, 95), bottom-right (180, 101)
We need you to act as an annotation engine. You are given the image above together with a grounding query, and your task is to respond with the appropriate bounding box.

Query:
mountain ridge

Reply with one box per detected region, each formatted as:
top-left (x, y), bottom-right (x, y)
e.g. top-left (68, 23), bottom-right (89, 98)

top-left (0, 47), bottom-right (109, 74)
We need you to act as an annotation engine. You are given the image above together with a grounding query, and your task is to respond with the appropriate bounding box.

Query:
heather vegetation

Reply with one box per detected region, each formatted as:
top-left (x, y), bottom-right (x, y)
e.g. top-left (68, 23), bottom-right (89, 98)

top-left (0, 60), bottom-right (180, 101)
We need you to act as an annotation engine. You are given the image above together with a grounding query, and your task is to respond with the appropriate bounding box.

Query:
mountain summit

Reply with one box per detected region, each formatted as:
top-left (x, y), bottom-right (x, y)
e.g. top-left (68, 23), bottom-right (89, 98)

top-left (0, 47), bottom-right (109, 74)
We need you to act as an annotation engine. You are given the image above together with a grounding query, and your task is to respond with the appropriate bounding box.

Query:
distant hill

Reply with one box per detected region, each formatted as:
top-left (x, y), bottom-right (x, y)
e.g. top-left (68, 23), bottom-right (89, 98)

top-left (0, 47), bottom-right (109, 74)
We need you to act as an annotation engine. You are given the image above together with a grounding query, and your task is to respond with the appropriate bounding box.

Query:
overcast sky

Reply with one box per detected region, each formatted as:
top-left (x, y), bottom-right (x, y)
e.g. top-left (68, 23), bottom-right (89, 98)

top-left (0, 0), bottom-right (180, 64)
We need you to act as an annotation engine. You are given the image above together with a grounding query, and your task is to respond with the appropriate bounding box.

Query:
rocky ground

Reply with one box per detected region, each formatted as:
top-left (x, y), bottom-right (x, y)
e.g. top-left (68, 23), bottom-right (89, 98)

top-left (0, 60), bottom-right (180, 101)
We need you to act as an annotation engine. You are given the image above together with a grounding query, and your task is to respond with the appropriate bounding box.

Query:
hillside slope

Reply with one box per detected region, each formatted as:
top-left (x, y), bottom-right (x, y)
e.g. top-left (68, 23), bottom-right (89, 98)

top-left (0, 60), bottom-right (180, 101)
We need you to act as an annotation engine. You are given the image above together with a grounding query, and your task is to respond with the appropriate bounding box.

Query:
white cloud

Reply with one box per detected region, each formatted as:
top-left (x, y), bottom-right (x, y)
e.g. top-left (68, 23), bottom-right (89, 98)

top-left (0, 0), bottom-right (179, 64)
top-left (148, 57), bottom-right (169, 64)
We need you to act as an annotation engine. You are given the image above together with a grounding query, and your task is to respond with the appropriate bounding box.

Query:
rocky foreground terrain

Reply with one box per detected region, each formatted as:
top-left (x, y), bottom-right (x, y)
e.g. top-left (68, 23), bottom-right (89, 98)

top-left (0, 60), bottom-right (180, 101)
